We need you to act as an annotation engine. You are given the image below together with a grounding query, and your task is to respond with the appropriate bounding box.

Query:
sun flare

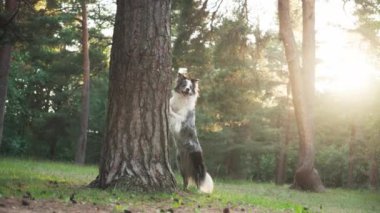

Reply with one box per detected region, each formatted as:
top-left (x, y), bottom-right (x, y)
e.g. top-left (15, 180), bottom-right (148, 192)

top-left (332, 61), bottom-right (373, 93)
top-left (315, 7), bottom-right (378, 96)
top-left (316, 35), bottom-right (377, 95)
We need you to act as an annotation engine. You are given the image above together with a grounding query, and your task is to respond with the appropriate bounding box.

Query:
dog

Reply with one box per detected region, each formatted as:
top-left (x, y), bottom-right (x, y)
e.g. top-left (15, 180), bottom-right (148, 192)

top-left (169, 73), bottom-right (214, 193)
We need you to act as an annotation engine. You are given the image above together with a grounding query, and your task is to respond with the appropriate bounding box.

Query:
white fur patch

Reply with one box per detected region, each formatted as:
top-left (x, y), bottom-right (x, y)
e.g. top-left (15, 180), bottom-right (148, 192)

top-left (199, 172), bottom-right (214, 194)
top-left (184, 79), bottom-right (192, 91)
top-left (169, 91), bottom-right (197, 134)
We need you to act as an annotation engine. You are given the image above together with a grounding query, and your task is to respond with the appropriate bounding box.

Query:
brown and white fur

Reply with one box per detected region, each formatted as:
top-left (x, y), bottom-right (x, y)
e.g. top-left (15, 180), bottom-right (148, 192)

top-left (169, 73), bottom-right (213, 193)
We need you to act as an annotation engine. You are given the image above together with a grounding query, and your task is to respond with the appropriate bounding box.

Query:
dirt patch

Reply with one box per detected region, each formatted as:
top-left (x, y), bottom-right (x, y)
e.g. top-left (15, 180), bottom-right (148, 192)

top-left (0, 197), bottom-right (258, 212)
top-left (0, 197), bottom-right (111, 213)
top-left (125, 205), bottom-right (255, 213)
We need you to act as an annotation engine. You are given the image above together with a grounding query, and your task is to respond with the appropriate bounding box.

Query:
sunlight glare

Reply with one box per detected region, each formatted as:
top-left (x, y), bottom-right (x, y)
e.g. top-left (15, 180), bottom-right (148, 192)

top-left (316, 36), bottom-right (377, 96)
top-left (315, 1), bottom-right (379, 96)
top-left (332, 60), bottom-right (373, 94)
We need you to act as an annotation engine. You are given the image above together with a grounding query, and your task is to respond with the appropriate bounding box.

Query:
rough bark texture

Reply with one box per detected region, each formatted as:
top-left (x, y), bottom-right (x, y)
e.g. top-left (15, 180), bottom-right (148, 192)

top-left (0, 0), bottom-right (17, 149)
top-left (91, 0), bottom-right (176, 192)
top-left (75, 0), bottom-right (90, 165)
top-left (278, 0), bottom-right (325, 192)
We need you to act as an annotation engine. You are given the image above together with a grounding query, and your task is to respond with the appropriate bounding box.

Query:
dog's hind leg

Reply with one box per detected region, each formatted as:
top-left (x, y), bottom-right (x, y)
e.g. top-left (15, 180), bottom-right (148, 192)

top-left (183, 176), bottom-right (189, 190)
top-left (177, 154), bottom-right (188, 190)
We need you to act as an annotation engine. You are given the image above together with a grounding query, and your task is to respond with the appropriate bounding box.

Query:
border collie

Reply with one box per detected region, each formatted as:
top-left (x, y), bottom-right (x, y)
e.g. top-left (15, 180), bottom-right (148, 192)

top-left (169, 73), bottom-right (214, 193)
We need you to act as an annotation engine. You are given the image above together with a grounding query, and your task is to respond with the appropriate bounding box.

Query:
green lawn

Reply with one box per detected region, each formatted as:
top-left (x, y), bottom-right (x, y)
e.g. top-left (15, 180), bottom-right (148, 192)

top-left (0, 158), bottom-right (379, 212)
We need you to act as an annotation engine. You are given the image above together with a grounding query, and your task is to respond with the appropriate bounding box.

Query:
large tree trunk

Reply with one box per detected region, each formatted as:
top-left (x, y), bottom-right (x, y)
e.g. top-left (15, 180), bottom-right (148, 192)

top-left (278, 0), bottom-right (325, 192)
top-left (75, 0), bottom-right (90, 165)
top-left (90, 0), bottom-right (176, 192)
top-left (0, 0), bottom-right (17, 149)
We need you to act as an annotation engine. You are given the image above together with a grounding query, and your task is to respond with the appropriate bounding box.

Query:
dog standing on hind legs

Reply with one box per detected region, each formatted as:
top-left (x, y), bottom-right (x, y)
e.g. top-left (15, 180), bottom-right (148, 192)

top-left (169, 73), bottom-right (214, 193)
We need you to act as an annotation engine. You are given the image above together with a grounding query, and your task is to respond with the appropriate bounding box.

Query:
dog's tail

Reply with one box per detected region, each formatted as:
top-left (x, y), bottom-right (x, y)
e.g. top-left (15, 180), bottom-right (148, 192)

top-left (190, 152), bottom-right (214, 193)
top-left (200, 172), bottom-right (214, 193)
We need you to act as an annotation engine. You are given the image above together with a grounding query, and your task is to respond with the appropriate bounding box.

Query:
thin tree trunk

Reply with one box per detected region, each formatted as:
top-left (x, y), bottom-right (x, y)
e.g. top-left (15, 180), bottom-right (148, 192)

top-left (225, 147), bottom-right (241, 179)
top-left (0, 0), bottom-right (17, 149)
top-left (90, 0), bottom-right (176, 192)
top-left (295, 0), bottom-right (324, 191)
top-left (75, 0), bottom-right (90, 165)
top-left (0, 45), bottom-right (11, 150)
top-left (275, 83), bottom-right (291, 185)
top-left (50, 140), bottom-right (57, 160)
top-left (299, 0), bottom-right (316, 165)
top-left (278, 0), bottom-right (325, 192)
top-left (243, 0), bottom-right (248, 23)
top-left (369, 151), bottom-right (378, 189)
top-left (347, 123), bottom-right (356, 187)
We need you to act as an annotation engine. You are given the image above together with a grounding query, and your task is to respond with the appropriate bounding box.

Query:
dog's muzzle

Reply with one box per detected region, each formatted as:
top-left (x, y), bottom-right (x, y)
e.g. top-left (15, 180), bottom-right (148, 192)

top-left (182, 88), bottom-right (191, 95)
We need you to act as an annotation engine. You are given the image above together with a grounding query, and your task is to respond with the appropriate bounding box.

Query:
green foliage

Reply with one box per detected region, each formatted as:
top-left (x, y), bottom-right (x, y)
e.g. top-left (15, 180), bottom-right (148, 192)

top-left (316, 145), bottom-right (347, 187)
top-left (171, 0), bottom-right (211, 72)
top-left (171, 1), bottom-right (289, 182)
top-left (352, 0), bottom-right (380, 50)
top-left (171, 0), bottom-right (380, 189)
top-left (1, 0), bottom-right (111, 162)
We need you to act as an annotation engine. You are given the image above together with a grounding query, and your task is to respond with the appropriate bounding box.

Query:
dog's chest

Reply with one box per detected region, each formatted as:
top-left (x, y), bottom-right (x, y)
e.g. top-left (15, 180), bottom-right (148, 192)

top-left (171, 100), bottom-right (190, 117)
top-left (169, 94), bottom-right (196, 134)
top-left (170, 93), bottom-right (196, 114)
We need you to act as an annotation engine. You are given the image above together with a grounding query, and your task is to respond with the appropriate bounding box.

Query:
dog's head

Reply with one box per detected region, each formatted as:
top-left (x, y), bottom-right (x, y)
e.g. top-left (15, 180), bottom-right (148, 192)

top-left (174, 73), bottom-right (199, 96)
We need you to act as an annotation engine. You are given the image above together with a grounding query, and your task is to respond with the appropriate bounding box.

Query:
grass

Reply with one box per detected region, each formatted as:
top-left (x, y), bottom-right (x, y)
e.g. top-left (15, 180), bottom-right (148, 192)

top-left (0, 158), bottom-right (379, 212)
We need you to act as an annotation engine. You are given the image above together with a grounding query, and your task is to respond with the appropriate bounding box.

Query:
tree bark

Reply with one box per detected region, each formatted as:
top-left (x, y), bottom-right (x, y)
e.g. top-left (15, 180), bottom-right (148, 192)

top-left (90, 0), bottom-right (176, 192)
top-left (278, 0), bottom-right (325, 192)
top-left (299, 0), bottom-right (315, 164)
top-left (75, 0), bottom-right (91, 165)
top-left (0, 0), bottom-right (17, 150)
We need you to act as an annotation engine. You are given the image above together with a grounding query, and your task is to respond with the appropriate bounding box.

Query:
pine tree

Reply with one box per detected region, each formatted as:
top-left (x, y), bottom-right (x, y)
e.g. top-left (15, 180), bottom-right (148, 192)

top-left (278, 0), bottom-right (325, 192)
top-left (75, 0), bottom-right (90, 165)
top-left (90, 0), bottom-right (176, 192)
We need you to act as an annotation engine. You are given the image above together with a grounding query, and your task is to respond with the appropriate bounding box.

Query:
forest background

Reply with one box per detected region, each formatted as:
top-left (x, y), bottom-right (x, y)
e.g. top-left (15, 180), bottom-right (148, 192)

top-left (0, 0), bottom-right (379, 189)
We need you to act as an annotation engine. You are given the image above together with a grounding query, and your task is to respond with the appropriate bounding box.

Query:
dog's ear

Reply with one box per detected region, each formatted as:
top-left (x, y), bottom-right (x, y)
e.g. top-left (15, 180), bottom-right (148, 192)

top-left (191, 78), bottom-right (199, 83)
top-left (191, 78), bottom-right (200, 94)
top-left (191, 78), bottom-right (200, 90)
top-left (177, 73), bottom-right (186, 80)
top-left (191, 79), bottom-right (199, 88)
